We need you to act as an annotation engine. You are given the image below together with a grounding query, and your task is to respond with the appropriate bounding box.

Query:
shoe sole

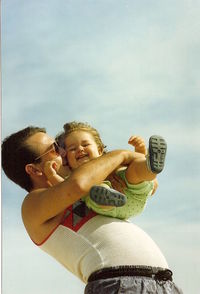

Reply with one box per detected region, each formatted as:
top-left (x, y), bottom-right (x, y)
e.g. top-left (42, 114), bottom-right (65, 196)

top-left (149, 135), bottom-right (167, 173)
top-left (90, 186), bottom-right (127, 207)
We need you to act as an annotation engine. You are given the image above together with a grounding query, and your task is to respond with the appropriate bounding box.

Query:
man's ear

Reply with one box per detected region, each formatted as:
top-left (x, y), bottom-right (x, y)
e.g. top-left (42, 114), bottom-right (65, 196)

top-left (25, 164), bottom-right (43, 176)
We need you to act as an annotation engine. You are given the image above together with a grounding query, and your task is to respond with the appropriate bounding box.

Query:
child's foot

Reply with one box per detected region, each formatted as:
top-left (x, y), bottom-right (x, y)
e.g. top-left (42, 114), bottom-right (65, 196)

top-left (89, 186), bottom-right (127, 207)
top-left (148, 135), bottom-right (167, 173)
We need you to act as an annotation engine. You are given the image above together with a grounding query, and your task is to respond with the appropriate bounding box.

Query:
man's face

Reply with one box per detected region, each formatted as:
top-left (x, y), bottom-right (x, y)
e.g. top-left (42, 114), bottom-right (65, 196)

top-left (26, 132), bottom-right (63, 172)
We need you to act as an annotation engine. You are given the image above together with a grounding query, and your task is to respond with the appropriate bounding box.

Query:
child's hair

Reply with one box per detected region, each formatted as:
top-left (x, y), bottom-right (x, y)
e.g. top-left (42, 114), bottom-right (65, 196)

top-left (56, 121), bottom-right (107, 153)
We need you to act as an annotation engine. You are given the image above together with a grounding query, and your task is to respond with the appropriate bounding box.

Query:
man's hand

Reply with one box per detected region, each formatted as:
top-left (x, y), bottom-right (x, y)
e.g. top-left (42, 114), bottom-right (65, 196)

top-left (128, 136), bottom-right (147, 155)
top-left (151, 179), bottom-right (158, 196)
top-left (107, 172), bottom-right (126, 194)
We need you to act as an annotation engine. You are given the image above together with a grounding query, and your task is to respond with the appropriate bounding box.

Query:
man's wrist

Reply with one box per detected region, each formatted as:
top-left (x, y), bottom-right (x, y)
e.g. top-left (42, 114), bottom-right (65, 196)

top-left (106, 150), bottom-right (125, 165)
top-left (121, 150), bottom-right (134, 165)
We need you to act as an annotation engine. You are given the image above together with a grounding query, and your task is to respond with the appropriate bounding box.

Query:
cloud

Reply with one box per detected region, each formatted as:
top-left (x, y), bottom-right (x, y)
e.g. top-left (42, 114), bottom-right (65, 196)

top-left (132, 220), bottom-right (200, 293)
top-left (2, 227), bottom-right (84, 294)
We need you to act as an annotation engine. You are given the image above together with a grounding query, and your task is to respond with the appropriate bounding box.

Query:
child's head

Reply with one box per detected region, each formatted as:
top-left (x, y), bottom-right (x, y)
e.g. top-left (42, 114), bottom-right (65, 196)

top-left (56, 121), bottom-right (106, 170)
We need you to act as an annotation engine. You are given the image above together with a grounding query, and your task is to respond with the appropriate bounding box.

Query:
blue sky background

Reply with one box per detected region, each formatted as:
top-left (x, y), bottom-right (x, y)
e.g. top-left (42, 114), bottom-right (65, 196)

top-left (1, 1), bottom-right (200, 293)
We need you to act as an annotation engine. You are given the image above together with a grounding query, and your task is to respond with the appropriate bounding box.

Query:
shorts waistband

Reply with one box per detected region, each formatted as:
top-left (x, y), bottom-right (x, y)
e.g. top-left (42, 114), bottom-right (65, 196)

top-left (88, 265), bottom-right (173, 283)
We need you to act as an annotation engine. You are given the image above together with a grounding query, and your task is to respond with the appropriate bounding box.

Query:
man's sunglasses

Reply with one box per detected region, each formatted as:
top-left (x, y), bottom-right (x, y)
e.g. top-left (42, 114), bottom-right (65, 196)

top-left (34, 142), bottom-right (65, 162)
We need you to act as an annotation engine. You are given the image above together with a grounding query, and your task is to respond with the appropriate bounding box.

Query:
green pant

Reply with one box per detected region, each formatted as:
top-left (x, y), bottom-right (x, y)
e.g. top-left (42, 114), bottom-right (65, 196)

top-left (83, 169), bottom-right (154, 220)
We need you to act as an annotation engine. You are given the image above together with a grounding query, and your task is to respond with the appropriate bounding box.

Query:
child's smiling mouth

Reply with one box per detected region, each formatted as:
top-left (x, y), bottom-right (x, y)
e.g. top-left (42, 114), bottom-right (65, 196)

top-left (76, 154), bottom-right (89, 162)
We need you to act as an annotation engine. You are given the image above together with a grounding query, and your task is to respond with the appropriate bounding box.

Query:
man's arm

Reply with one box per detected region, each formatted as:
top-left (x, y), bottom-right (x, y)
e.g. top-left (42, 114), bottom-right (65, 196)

top-left (22, 149), bottom-right (134, 226)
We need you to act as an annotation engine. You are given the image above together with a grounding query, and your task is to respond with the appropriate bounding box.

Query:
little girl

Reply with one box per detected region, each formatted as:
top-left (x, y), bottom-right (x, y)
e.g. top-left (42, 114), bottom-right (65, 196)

top-left (44, 121), bottom-right (167, 219)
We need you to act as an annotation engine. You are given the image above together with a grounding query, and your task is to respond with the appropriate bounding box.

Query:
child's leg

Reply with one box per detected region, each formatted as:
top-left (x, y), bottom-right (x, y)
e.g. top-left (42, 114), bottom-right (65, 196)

top-left (125, 136), bottom-right (167, 184)
top-left (89, 183), bottom-right (127, 207)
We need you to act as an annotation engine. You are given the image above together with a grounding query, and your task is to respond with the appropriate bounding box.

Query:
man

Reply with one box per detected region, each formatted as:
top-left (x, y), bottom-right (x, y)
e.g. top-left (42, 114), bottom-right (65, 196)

top-left (2, 126), bottom-right (182, 293)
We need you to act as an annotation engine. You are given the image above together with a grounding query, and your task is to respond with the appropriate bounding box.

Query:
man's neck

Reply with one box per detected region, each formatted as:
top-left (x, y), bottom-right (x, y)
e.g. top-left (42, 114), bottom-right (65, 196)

top-left (30, 178), bottom-right (50, 192)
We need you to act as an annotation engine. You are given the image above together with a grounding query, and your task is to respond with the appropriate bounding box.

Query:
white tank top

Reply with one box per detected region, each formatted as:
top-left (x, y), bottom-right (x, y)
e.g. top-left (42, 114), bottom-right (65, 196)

top-left (36, 201), bottom-right (168, 283)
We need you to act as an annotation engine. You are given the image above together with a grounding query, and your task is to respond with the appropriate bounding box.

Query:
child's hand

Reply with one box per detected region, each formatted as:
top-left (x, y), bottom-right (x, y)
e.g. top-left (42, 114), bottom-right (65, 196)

top-left (128, 135), bottom-right (147, 155)
top-left (43, 160), bottom-right (58, 179)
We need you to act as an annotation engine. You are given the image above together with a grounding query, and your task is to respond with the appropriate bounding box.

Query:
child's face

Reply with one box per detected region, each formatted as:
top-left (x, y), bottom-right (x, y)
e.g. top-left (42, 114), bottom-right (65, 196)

top-left (64, 130), bottom-right (102, 170)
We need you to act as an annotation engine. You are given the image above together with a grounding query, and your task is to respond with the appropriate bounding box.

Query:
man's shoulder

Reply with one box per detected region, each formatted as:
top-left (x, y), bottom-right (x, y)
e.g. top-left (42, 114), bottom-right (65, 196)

top-left (22, 188), bottom-right (47, 204)
top-left (21, 188), bottom-right (47, 218)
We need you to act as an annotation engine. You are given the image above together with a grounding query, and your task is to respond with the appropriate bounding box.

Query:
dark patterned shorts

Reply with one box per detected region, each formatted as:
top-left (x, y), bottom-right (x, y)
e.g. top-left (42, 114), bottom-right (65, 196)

top-left (84, 266), bottom-right (183, 294)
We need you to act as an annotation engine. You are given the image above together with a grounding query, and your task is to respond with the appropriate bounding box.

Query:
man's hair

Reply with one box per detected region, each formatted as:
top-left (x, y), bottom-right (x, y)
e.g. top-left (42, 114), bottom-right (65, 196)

top-left (1, 126), bottom-right (46, 192)
top-left (58, 121), bottom-right (106, 153)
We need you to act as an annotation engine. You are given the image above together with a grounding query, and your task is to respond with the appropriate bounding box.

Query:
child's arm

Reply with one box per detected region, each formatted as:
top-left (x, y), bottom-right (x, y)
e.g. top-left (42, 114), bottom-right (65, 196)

top-left (43, 160), bottom-right (65, 186)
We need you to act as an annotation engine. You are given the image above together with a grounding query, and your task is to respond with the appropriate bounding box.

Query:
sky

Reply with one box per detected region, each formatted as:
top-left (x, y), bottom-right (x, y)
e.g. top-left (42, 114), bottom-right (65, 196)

top-left (1, 0), bottom-right (200, 293)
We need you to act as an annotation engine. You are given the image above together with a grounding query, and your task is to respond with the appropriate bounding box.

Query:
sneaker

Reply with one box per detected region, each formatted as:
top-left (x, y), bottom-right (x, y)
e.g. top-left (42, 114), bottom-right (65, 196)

top-left (89, 185), bottom-right (127, 207)
top-left (148, 135), bottom-right (167, 173)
